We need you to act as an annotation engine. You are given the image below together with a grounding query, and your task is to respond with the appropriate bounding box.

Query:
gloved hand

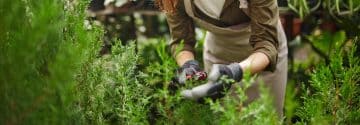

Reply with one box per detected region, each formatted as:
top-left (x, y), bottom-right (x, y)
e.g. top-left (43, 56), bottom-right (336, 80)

top-left (208, 63), bottom-right (243, 82)
top-left (174, 60), bottom-right (207, 84)
top-left (180, 63), bottom-right (243, 101)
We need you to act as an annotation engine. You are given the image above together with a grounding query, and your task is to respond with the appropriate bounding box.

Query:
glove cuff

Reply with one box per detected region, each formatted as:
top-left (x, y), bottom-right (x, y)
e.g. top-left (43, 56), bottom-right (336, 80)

top-left (227, 63), bottom-right (243, 82)
top-left (182, 60), bottom-right (200, 69)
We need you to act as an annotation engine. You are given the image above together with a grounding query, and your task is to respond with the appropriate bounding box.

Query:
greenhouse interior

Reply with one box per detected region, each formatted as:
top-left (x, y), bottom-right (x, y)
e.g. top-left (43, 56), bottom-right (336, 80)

top-left (1, 0), bottom-right (359, 124)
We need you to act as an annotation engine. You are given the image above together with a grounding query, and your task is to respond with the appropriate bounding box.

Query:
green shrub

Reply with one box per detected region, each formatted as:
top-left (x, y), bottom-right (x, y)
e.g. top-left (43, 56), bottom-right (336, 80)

top-left (139, 39), bottom-right (281, 125)
top-left (75, 42), bottom-right (150, 125)
top-left (296, 38), bottom-right (360, 124)
top-left (207, 73), bottom-right (280, 125)
top-left (0, 0), bottom-right (102, 124)
top-left (3, 1), bottom-right (358, 124)
top-left (140, 39), bottom-right (216, 124)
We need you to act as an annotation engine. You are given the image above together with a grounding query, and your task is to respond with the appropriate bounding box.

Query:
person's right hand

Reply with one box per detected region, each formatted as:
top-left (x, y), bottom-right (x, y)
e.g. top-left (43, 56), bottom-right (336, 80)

top-left (175, 60), bottom-right (207, 84)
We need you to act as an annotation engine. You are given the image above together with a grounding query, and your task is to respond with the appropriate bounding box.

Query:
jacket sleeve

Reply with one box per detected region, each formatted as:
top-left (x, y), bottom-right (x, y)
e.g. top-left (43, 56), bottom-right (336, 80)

top-left (248, 0), bottom-right (279, 71)
top-left (165, 0), bottom-right (196, 57)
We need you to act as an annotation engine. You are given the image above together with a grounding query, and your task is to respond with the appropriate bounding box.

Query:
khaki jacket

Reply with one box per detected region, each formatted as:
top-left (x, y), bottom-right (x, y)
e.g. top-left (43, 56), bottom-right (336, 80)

top-left (166, 0), bottom-right (280, 71)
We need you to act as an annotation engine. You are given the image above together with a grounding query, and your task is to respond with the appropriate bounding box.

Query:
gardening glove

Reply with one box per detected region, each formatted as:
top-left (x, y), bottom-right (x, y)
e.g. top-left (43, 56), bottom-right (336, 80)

top-left (175, 60), bottom-right (207, 84)
top-left (180, 63), bottom-right (243, 101)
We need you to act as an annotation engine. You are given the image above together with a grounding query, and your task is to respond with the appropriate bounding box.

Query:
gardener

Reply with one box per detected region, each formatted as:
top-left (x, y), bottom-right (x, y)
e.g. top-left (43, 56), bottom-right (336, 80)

top-left (158, 0), bottom-right (288, 116)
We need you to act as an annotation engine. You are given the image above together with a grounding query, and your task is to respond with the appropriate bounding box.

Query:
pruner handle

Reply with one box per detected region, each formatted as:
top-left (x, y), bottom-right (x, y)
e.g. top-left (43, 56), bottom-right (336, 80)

top-left (185, 71), bottom-right (207, 81)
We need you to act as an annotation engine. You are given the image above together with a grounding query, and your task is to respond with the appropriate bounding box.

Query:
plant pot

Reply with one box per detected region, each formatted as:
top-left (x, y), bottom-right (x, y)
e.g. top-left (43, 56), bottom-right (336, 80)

top-left (293, 18), bottom-right (303, 36)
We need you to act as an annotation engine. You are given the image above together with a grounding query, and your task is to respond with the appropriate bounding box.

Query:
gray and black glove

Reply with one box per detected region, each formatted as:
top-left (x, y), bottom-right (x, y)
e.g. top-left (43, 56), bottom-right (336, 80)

top-left (208, 63), bottom-right (243, 82)
top-left (175, 60), bottom-right (207, 84)
top-left (181, 63), bottom-right (243, 101)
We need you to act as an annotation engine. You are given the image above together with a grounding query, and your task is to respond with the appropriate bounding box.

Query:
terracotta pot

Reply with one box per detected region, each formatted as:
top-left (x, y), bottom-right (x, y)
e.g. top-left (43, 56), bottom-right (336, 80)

top-left (292, 18), bottom-right (302, 36)
top-left (320, 21), bottom-right (337, 32)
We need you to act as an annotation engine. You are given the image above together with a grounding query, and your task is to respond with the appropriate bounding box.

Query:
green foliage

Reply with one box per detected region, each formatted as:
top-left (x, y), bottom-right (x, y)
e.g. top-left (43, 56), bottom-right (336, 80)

top-left (288, 0), bottom-right (360, 38)
top-left (138, 39), bottom-right (282, 125)
top-left (75, 42), bottom-right (150, 125)
top-left (207, 72), bottom-right (280, 125)
top-left (0, 0), bottom-right (102, 124)
top-left (3, 0), bottom-right (359, 124)
top-left (302, 30), bottom-right (348, 65)
top-left (307, 30), bottom-right (347, 57)
top-left (284, 82), bottom-right (300, 125)
top-left (140, 39), bottom-right (216, 124)
top-left (296, 38), bottom-right (360, 124)
top-left (288, 0), bottom-right (360, 19)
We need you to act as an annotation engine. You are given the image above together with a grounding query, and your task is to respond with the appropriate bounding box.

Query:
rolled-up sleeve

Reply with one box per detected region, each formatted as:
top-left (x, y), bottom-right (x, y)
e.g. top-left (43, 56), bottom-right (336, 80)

top-left (165, 0), bottom-right (196, 57)
top-left (249, 0), bottom-right (279, 71)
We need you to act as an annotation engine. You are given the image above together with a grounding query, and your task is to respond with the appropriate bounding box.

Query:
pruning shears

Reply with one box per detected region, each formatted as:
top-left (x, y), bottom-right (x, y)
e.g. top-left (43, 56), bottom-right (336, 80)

top-left (169, 71), bottom-right (232, 102)
top-left (168, 71), bottom-right (207, 92)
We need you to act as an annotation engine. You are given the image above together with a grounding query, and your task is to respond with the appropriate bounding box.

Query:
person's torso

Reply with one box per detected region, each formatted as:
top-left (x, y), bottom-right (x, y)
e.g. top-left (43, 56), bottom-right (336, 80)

top-left (183, 0), bottom-right (288, 66)
top-left (192, 0), bottom-right (251, 27)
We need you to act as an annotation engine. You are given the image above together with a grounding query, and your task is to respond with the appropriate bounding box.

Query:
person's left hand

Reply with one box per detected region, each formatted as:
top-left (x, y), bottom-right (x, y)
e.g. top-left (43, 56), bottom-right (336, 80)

top-left (175, 60), bottom-right (207, 84)
top-left (180, 63), bottom-right (243, 101)
top-left (207, 63), bottom-right (243, 82)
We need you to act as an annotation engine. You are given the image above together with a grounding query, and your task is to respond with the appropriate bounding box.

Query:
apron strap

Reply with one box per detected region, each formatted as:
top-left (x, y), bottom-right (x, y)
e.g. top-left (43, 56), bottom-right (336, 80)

top-left (184, 0), bottom-right (250, 35)
top-left (239, 0), bottom-right (248, 9)
top-left (239, 0), bottom-right (250, 16)
top-left (184, 0), bottom-right (195, 18)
